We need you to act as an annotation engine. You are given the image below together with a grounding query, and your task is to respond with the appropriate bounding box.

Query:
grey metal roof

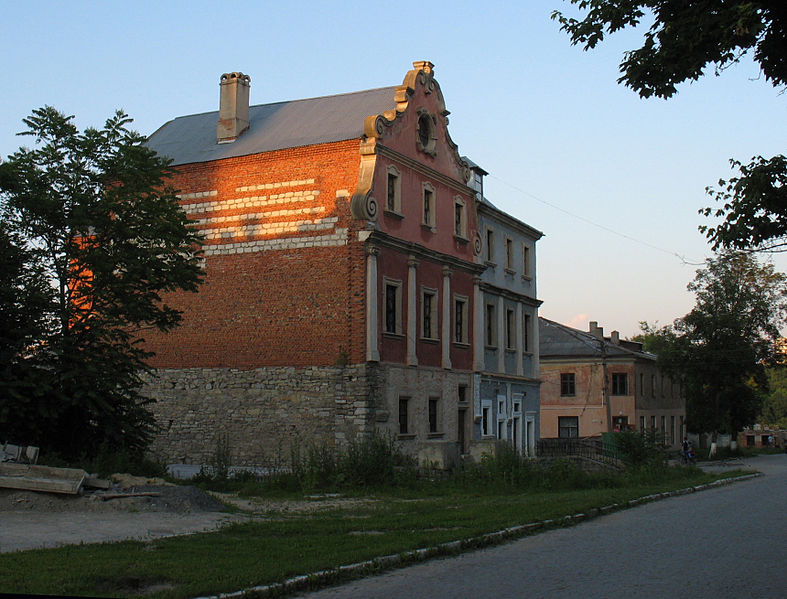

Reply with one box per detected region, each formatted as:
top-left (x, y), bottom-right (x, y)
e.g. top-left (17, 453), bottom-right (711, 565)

top-left (146, 86), bottom-right (399, 165)
top-left (539, 317), bottom-right (654, 361)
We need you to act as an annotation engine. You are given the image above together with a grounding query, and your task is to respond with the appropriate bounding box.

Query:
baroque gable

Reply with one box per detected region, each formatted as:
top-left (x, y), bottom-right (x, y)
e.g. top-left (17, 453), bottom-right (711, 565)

top-left (351, 61), bottom-right (472, 222)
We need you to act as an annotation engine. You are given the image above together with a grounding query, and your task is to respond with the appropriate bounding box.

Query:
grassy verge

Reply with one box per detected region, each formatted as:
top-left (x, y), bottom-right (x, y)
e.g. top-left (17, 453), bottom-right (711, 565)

top-left (0, 467), bottom-right (751, 599)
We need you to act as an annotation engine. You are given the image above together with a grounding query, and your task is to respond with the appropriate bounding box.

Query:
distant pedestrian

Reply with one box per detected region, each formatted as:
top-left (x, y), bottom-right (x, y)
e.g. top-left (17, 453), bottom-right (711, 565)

top-left (681, 437), bottom-right (690, 465)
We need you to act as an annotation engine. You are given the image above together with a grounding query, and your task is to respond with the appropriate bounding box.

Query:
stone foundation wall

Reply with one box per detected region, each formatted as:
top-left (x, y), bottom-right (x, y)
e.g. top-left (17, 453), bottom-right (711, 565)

top-left (373, 364), bottom-right (473, 469)
top-left (142, 365), bottom-right (375, 466)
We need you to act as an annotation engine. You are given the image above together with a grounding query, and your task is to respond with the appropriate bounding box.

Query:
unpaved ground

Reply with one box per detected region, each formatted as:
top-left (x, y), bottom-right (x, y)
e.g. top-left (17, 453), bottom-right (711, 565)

top-left (0, 477), bottom-right (377, 553)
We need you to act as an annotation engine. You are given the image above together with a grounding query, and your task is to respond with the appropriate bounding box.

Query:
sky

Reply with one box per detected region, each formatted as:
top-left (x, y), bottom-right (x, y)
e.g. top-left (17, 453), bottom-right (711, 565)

top-left (2, 0), bottom-right (785, 339)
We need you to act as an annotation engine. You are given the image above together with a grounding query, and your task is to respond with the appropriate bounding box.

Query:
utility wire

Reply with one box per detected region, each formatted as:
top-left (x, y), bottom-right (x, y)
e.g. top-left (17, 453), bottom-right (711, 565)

top-left (488, 174), bottom-right (706, 266)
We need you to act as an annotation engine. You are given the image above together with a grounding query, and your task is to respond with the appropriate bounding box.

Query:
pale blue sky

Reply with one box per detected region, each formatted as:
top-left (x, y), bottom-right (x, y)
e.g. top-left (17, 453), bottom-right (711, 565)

top-left (2, 0), bottom-right (785, 337)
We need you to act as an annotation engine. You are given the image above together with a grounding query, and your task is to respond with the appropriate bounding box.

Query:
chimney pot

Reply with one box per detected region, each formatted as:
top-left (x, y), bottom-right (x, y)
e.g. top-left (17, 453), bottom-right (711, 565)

top-left (589, 321), bottom-right (604, 340)
top-left (217, 72), bottom-right (251, 144)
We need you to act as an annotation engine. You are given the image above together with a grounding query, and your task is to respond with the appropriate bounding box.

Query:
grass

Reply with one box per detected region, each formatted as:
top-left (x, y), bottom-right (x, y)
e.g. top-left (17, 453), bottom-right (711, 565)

top-left (0, 466), bottom-right (750, 599)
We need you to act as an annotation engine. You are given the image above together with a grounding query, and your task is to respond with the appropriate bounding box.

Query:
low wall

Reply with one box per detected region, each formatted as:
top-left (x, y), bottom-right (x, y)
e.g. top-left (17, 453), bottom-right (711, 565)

top-left (142, 365), bottom-right (375, 466)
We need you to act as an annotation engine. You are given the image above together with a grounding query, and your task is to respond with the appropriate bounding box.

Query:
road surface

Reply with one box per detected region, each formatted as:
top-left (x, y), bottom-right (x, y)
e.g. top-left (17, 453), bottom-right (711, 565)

top-left (295, 454), bottom-right (787, 598)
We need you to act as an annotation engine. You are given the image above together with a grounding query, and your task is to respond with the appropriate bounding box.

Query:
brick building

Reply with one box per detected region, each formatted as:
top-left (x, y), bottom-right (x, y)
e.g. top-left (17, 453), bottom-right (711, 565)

top-left (142, 62), bottom-right (541, 467)
top-left (539, 318), bottom-right (685, 448)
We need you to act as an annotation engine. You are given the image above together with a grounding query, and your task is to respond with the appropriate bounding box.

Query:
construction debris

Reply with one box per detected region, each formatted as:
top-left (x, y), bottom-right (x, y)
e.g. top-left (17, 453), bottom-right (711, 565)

top-left (100, 491), bottom-right (162, 501)
top-left (0, 463), bottom-right (87, 495)
top-left (84, 475), bottom-right (112, 490)
top-left (1, 443), bottom-right (39, 464)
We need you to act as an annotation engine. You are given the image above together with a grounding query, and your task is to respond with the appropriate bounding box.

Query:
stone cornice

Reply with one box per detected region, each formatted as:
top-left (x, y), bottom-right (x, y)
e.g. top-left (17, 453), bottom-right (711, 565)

top-left (368, 230), bottom-right (485, 275)
top-left (479, 281), bottom-right (542, 307)
top-left (539, 354), bottom-right (656, 364)
top-left (478, 201), bottom-right (544, 241)
top-left (479, 372), bottom-right (542, 384)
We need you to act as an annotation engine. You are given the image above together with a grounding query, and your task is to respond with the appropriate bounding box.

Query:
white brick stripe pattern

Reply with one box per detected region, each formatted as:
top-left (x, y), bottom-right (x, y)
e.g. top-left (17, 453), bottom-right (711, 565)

top-left (193, 206), bottom-right (326, 226)
top-left (236, 178), bottom-right (315, 192)
top-left (202, 217), bottom-right (339, 240)
top-left (181, 190), bottom-right (321, 215)
top-left (177, 190), bottom-right (218, 200)
top-left (203, 229), bottom-right (348, 255)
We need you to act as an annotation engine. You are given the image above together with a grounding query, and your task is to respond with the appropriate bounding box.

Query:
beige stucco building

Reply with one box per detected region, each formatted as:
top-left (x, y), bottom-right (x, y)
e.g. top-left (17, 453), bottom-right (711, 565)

top-left (539, 318), bottom-right (685, 448)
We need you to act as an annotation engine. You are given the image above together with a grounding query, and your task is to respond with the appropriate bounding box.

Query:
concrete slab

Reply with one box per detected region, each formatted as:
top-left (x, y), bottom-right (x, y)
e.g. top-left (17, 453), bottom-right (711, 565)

top-left (0, 463), bottom-right (87, 495)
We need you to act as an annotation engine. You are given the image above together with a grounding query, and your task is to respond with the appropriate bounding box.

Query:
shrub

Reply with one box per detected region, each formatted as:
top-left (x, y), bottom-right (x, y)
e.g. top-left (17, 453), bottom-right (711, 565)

top-left (614, 430), bottom-right (667, 467)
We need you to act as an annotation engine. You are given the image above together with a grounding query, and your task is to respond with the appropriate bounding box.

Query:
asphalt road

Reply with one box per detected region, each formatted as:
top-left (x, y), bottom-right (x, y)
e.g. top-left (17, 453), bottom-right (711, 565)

top-left (295, 454), bottom-right (787, 599)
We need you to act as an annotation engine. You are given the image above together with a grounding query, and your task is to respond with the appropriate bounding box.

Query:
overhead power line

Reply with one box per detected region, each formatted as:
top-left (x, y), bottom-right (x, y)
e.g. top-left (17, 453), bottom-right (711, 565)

top-left (488, 174), bottom-right (706, 266)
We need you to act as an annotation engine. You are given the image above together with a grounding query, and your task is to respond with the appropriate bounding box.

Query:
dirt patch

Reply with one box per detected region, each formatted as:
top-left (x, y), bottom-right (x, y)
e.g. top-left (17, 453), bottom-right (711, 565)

top-left (0, 478), bottom-right (377, 553)
top-left (94, 575), bottom-right (174, 596)
top-left (0, 484), bottom-right (224, 514)
top-left (208, 492), bottom-right (378, 515)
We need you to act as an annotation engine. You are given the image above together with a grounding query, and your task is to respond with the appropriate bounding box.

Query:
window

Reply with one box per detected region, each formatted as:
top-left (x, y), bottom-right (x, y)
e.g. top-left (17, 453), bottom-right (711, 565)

top-left (428, 397), bottom-right (440, 433)
top-left (473, 171), bottom-right (483, 197)
top-left (651, 374), bottom-right (656, 397)
top-left (383, 280), bottom-right (402, 335)
top-left (398, 398), bottom-right (409, 434)
top-left (416, 112), bottom-right (436, 155)
top-left (458, 385), bottom-right (467, 404)
top-left (558, 416), bottom-right (579, 438)
top-left (505, 238), bottom-right (514, 270)
top-left (497, 396), bottom-right (507, 440)
top-left (639, 415), bottom-right (645, 432)
top-left (486, 229), bottom-right (495, 263)
top-left (481, 400), bottom-right (492, 436)
top-left (454, 296), bottom-right (468, 344)
top-left (661, 415), bottom-right (666, 437)
top-left (522, 245), bottom-right (531, 277)
top-left (422, 184), bottom-right (435, 228)
top-left (560, 373), bottom-right (576, 397)
top-left (506, 309), bottom-right (515, 350)
top-left (639, 373), bottom-right (644, 395)
top-left (651, 415), bottom-right (657, 430)
top-left (422, 288), bottom-right (438, 339)
top-left (670, 416), bottom-right (676, 445)
top-left (523, 313), bottom-right (532, 352)
top-left (385, 166), bottom-right (401, 213)
top-left (485, 303), bottom-right (496, 347)
top-left (611, 373), bottom-right (628, 395)
top-left (454, 198), bottom-right (466, 237)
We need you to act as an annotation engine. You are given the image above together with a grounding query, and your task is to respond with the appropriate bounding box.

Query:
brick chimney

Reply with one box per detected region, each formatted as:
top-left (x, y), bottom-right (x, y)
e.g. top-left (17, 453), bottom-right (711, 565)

top-left (589, 321), bottom-right (604, 340)
top-left (217, 72), bottom-right (251, 144)
top-left (610, 330), bottom-right (620, 344)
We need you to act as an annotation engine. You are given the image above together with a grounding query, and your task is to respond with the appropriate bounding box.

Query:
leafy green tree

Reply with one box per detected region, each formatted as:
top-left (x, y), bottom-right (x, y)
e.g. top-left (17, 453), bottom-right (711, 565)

top-left (758, 366), bottom-right (787, 427)
top-left (636, 253), bottom-right (787, 436)
top-left (552, 1), bottom-right (787, 253)
top-left (0, 222), bottom-right (53, 430)
top-left (0, 106), bottom-right (202, 459)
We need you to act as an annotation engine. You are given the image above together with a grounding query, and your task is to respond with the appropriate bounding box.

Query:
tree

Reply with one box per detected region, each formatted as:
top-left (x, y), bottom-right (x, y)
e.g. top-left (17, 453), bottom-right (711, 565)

top-left (0, 106), bottom-right (203, 459)
top-left (552, 1), bottom-right (787, 252)
top-left (0, 222), bottom-right (53, 430)
top-left (758, 365), bottom-right (787, 427)
top-left (700, 155), bottom-right (787, 253)
top-left (636, 252), bottom-right (787, 437)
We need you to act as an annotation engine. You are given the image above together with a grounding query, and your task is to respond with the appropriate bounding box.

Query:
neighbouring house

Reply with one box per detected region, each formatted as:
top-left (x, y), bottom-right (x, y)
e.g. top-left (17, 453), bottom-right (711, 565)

top-left (737, 426), bottom-right (785, 449)
top-left (539, 318), bottom-right (685, 448)
top-left (468, 160), bottom-right (543, 457)
top-left (141, 62), bottom-right (542, 468)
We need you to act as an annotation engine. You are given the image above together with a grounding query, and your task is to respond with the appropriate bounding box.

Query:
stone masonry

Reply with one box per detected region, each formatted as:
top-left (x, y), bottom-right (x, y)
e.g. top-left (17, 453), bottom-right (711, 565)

top-left (143, 365), bottom-right (377, 466)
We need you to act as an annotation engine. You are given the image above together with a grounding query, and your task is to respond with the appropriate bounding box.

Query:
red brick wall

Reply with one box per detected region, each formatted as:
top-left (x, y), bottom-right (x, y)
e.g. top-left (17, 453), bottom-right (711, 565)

top-left (143, 140), bottom-right (368, 368)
